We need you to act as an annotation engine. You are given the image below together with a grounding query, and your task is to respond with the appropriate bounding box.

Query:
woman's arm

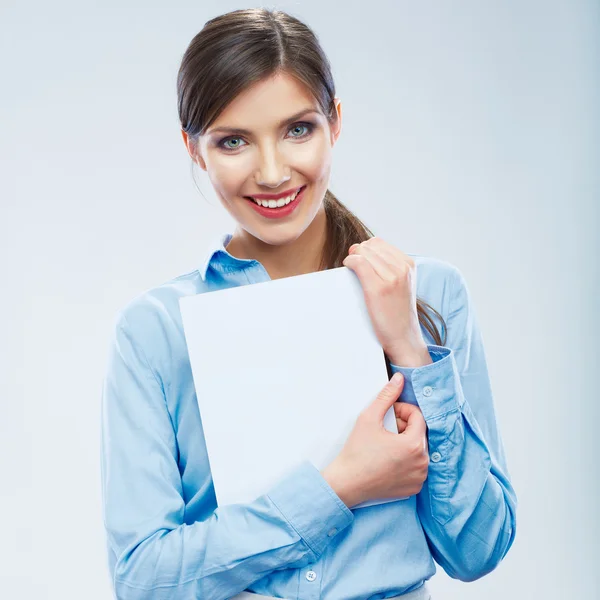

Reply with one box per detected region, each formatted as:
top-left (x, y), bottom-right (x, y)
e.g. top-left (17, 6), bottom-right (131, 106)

top-left (101, 314), bottom-right (354, 600)
top-left (389, 266), bottom-right (517, 582)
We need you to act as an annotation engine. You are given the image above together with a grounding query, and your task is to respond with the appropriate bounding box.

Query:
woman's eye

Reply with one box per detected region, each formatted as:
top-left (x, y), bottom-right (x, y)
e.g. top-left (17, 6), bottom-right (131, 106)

top-left (221, 137), bottom-right (246, 151)
top-left (218, 122), bottom-right (314, 152)
top-left (288, 122), bottom-right (314, 138)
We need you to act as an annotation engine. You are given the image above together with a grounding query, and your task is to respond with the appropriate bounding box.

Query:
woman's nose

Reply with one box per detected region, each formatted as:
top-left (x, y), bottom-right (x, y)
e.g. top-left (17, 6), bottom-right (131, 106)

top-left (255, 145), bottom-right (291, 188)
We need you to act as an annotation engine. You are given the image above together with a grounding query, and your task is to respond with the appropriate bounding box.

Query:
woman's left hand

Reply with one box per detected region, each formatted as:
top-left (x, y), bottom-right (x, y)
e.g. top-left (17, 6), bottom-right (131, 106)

top-left (342, 237), bottom-right (432, 368)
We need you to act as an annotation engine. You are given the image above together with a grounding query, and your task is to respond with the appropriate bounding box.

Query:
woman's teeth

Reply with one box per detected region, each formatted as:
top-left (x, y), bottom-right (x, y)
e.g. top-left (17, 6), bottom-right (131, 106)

top-left (250, 187), bottom-right (302, 208)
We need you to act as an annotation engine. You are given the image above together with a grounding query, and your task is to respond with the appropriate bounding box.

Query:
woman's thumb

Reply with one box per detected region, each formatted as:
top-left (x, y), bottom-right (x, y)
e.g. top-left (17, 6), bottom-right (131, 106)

top-left (367, 373), bottom-right (404, 423)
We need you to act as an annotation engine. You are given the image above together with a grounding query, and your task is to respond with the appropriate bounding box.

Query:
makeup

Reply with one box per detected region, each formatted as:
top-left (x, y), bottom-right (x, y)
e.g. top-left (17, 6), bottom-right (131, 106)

top-left (245, 185), bottom-right (307, 220)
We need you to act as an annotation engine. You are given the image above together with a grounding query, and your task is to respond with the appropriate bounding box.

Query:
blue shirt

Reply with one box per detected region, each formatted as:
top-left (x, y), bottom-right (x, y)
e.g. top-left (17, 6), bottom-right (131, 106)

top-left (100, 233), bottom-right (517, 600)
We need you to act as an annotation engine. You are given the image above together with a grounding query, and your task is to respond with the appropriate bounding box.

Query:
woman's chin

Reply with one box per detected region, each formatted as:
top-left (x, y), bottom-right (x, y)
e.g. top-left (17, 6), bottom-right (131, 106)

top-left (246, 224), bottom-right (307, 247)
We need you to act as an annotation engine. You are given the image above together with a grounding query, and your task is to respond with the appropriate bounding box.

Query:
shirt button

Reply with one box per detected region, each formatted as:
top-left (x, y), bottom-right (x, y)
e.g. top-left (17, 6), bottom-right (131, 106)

top-left (431, 451), bottom-right (442, 462)
top-left (327, 528), bottom-right (338, 537)
top-left (306, 570), bottom-right (317, 582)
top-left (423, 386), bottom-right (433, 397)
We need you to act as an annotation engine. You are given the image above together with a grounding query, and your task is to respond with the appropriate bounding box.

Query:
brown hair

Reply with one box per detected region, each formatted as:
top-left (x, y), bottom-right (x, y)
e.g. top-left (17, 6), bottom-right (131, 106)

top-left (177, 8), bottom-right (447, 346)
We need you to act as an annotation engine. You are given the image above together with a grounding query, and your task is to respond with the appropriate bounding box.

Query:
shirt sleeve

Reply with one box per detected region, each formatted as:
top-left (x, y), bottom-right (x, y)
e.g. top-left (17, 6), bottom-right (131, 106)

top-left (388, 266), bottom-right (517, 582)
top-left (100, 313), bottom-right (354, 600)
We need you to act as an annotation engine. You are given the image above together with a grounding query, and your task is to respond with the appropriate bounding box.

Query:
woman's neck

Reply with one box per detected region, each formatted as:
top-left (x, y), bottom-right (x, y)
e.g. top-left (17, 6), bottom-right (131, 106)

top-left (226, 206), bottom-right (328, 280)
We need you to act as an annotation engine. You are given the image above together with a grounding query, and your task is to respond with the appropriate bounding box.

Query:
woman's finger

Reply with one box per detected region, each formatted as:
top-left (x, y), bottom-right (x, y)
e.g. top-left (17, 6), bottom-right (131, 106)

top-left (364, 238), bottom-right (415, 270)
top-left (394, 402), bottom-right (410, 433)
top-left (396, 401), bottom-right (423, 423)
top-left (342, 253), bottom-right (379, 290)
top-left (349, 243), bottom-right (397, 282)
top-left (396, 417), bottom-right (408, 433)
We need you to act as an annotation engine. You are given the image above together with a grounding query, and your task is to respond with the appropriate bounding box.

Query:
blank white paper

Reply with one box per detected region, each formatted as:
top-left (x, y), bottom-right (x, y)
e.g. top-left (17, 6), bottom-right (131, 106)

top-left (179, 266), bottom-right (409, 510)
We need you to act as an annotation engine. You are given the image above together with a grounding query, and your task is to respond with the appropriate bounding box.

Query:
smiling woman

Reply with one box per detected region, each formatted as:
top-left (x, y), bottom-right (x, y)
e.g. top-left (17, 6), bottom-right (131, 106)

top-left (182, 72), bottom-right (336, 257)
top-left (177, 13), bottom-right (445, 340)
top-left (100, 7), bottom-right (517, 600)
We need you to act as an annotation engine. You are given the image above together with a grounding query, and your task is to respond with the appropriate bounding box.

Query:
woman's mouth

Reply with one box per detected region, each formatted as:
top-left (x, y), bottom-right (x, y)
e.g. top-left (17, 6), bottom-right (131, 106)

top-left (244, 185), bottom-right (306, 219)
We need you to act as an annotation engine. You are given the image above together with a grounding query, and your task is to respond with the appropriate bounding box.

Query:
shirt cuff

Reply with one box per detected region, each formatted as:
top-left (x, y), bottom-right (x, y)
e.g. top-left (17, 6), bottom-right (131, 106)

top-left (266, 460), bottom-right (354, 559)
top-left (389, 344), bottom-right (462, 421)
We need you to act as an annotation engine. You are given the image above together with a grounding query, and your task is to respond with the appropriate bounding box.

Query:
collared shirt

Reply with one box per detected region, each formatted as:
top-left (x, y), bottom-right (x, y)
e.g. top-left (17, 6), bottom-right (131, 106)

top-left (101, 233), bottom-right (517, 600)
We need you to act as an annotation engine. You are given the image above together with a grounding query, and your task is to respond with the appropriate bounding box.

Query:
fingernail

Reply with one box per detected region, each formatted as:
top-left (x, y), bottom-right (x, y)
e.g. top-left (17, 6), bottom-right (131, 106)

top-left (391, 373), bottom-right (403, 385)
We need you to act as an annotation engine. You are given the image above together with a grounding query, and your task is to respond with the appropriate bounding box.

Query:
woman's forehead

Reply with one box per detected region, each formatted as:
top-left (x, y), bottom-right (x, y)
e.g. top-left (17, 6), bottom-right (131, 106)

top-left (207, 73), bottom-right (321, 134)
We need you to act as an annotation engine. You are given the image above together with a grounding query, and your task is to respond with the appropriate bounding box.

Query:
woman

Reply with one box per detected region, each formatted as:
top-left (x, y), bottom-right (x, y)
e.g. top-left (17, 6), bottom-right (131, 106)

top-left (100, 8), bottom-right (517, 600)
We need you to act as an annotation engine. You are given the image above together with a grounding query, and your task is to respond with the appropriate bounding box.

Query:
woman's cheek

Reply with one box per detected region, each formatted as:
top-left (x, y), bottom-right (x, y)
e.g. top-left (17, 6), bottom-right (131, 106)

top-left (209, 154), bottom-right (252, 195)
top-left (291, 139), bottom-right (331, 180)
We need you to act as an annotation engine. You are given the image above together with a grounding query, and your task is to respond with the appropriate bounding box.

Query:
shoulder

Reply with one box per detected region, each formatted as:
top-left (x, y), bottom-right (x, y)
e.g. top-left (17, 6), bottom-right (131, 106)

top-left (404, 252), bottom-right (473, 327)
top-left (406, 253), bottom-right (474, 328)
top-left (408, 250), bottom-right (464, 294)
top-left (111, 268), bottom-right (204, 359)
top-left (408, 252), bottom-right (461, 284)
top-left (404, 254), bottom-right (476, 350)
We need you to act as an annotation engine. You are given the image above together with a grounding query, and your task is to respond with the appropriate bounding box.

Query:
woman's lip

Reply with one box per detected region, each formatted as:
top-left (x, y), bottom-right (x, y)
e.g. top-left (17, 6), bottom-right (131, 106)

top-left (248, 186), bottom-right (303, 200)
top-left (245, 185), bottom-right (306, 219)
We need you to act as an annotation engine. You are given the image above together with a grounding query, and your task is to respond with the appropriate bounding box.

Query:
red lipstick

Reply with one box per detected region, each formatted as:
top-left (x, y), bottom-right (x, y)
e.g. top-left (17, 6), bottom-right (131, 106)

top-left (247, 186), bottom-right (303, 200)
top-left (244, 185), bottom-right (307, 220)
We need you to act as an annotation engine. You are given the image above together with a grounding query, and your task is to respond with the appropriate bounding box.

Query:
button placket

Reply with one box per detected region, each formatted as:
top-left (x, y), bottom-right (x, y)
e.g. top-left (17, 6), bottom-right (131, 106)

top-left (299, 559), bottom-right (323, 599)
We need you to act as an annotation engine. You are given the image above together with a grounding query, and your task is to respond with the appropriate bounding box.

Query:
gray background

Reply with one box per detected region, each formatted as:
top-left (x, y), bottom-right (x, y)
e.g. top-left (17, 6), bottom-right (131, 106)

top-left (1, 0), bottom-right (598, 598)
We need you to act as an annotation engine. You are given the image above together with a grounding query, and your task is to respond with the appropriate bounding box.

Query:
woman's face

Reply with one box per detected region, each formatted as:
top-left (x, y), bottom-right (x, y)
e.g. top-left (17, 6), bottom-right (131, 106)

top-left (184, 71), bottom-right (342, 247)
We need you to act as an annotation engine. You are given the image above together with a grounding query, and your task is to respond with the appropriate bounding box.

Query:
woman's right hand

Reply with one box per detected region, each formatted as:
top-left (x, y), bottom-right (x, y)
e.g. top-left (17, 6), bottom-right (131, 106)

top-left (321, 373), bottom-right (429, 508)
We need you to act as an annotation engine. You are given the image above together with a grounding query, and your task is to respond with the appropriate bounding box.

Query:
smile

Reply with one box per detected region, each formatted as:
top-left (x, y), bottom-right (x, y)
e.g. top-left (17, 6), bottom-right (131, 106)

top-left (248, 186), bottom-right (303, 208)
top-left (244, 186), bottom-right (307, 220)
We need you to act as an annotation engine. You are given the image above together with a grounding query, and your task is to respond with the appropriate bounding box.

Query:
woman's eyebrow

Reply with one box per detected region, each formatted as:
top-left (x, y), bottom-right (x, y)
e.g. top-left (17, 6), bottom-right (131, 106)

top-left (207, 108), bottom-right (320, 137)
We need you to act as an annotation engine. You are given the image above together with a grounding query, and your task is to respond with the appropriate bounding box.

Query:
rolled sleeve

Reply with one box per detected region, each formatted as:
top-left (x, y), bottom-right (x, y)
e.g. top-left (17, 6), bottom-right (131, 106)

top-left (389, 345), bottom-right (462, 421)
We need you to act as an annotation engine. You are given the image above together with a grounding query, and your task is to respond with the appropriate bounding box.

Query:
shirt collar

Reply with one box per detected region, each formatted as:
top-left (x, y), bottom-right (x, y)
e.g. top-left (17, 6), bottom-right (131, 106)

top-left (198, 232), bottom-right (259, 281)
top-left (199, 234), bottom-right (419, 282)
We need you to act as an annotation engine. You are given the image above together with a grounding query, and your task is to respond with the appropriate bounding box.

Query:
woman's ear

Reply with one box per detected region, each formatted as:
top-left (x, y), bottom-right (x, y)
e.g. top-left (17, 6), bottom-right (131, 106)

top-left (330, 97), bottom-right (342, 146)
top-left (181, 130), bottom-right (207, 171)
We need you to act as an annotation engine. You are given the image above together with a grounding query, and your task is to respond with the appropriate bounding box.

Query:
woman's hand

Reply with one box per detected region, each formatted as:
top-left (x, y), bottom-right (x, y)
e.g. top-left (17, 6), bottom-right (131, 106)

top-left (321, 373), bottom-right (429, 508)
top-left (342, 237), bottom-right (431, 367)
